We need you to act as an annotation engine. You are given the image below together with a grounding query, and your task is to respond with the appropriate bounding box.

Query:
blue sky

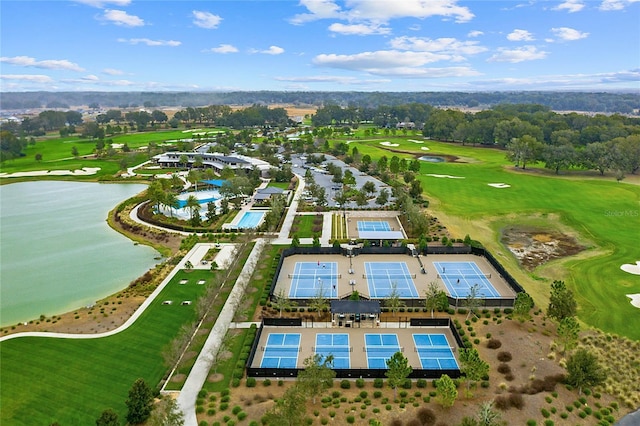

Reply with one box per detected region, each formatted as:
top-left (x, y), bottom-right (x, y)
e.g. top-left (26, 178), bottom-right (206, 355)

top-left (1, 0), bottom-right (639, 92)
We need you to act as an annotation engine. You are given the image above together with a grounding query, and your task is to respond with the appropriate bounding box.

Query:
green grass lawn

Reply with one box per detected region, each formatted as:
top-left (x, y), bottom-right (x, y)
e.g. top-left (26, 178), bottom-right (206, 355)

top-left (290, 214), bottom-right (322, 238)
top-left (0, 269), bottom-right (211, 425)
top-left (344, 136), bottom-right (640, 340)
top-left (267, 181), bottom-right (290, 190)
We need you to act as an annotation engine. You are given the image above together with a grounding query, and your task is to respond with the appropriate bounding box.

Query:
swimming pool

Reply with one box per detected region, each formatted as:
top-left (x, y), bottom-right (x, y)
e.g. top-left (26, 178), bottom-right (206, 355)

top-left (236, 211), bottom-right (266, 229)
top-left (176, 190), bottom-right (220, 208)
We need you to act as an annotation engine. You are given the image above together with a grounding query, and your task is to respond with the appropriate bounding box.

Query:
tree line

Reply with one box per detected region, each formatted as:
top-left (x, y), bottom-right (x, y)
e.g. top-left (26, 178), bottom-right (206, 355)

top-left (2, 90), bottom-right (638, 113)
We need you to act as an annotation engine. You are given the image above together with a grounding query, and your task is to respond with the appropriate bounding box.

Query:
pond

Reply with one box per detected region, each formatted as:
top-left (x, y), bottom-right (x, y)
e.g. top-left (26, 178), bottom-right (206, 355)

top-left (419, 156), bottom-right (446, 163)
top-left (0, 181), bottom-right (160, 327)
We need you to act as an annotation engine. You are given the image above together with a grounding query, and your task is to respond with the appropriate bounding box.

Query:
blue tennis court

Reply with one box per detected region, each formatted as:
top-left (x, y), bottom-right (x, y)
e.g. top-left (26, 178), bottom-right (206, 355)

top-left (434, 261), bottom-right (501, 298)
top-left (363, 262), bottom-right (419, 298)
top-left (260, 333), bottom-right (301, 368)
top-left (315, 333), bottom-right (351, 368)
top-left (357, 220), bottom-right (391, 232)
top-left (288, 262), bottom-right (340, 298)
top-left (364, 333), bottom-right (401, 368)
top-left (413, 334), bottom-right (459, 370)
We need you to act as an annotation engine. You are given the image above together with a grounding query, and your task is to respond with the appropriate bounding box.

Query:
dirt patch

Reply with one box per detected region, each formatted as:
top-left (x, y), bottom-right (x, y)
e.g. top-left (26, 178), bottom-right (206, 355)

top-left (501, 227), bottom-right (585, 270)
top-left (170, 374), bottom-right (186, 383)
top-left (208, 373), bottom-right (224, 382)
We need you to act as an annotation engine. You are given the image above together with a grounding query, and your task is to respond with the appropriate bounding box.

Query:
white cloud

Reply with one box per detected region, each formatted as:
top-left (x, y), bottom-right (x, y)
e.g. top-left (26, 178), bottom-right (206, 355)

top-left (103, 68), bottom-right (125, 75)
top-left (103, 9), bottom-right (144, 26)
top-left (0, 56), bottom-right (85, 71)
top-left (0, 74), bottom-right (54, 83)
top-left (551, 27), bottom-right (589, 41)
top-left (205, 44), bottom-right (239, 54)
top-left (74, 0), bottom-right (131, 8)
top-left (488, 46), bottom-right (548, 63)
top-left (389, 36), bottom-right (488, 57)
top-left (473, 69), bottom-right (640, 89)
top-left (290, 0), bottom-right (474, 25)
top-left (251, 46), bottom-right (285, 55)
top-left (312, 50), bottom-right (481, 77)
top-left (507, 29), bottom-right (535, 41)
top-left (328, 23), bottom-right (391, 35)
top-left (117, 38), bottom-right (181, 46)
top-left (599, 0), bottom-right (640, 10)
top-left (553, 0), bottom-right (585, 12)
top-left (467, 30), bottom-right (484, 38)
top-left (192, 10), bottom-right (222, 29)
top-left (275, 75), bottom-right (390, 85)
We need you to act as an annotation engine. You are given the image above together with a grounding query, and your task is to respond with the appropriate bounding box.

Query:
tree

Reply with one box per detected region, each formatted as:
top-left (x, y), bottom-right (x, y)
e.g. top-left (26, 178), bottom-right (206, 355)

top-left (147, 397), bottom-right (184, 426)
top-left (512, 292), bottom-right (534, 323)
top-left (263, 385), bottom-right (306, 426)
top-left (556, 316), bottom-right (580, 354)
top-left (125, 378), bottom-right (154, 425)
top-left (385, 351), bottom-right (413, 399)
top-left (185, 195), bottom-right (200, 222)
top-left (96, 409), bottom-right (120, 426)
top-left (424, 281), bottom-right (442, 318)
top-left (436, 374), bottom-right (458, 408)
top-left (309, 282), bottom-right (329, 317)
top-left (547, 280), bottom-right (577, 322)
top-left (384, 281), bottom-right (405, 316)
top-left (273, 289), bottom-right (296, 318)
top-left (35, 152), bottom-right (43, 162)
top-left (375, 188), bottom-right (390, 206)
top-left (458, 348), bottom-right (489, 398)
top-left (543, 143), bottom-right (576, 174)
top-left (506, 135), bottom-right (543, 169)
top-left (296, 354), bottom-right (336, 404)
top-left (565, 348), bottom-right (606, 394)
top-left (463, 283), bottom-right (483, 320)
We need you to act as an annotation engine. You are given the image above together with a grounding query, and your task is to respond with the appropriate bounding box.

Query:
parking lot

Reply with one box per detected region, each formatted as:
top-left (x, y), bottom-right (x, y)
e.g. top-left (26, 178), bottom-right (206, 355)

top-left (291, 153), bottom-right (394, 208)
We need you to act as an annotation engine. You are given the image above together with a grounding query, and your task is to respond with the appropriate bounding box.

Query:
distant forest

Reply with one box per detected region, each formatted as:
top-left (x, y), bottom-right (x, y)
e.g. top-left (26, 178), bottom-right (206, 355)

top-left (1, 91), bottom-right (639, 114)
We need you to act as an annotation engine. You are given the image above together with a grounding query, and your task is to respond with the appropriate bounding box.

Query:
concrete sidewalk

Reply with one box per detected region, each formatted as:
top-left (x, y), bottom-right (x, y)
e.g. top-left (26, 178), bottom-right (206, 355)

top-left (175, 238), bottom-right (267, 426)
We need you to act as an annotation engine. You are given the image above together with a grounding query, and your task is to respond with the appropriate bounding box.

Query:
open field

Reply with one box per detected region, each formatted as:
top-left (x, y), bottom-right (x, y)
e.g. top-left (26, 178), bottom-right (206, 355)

top-left (0, 269), bottom-right (210, 425)
top-left (343, 135), bottom-right (640, 340)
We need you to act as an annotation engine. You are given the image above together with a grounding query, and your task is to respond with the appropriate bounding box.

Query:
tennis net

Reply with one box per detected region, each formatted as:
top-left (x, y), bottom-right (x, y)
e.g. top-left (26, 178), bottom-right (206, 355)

top-left (363, 273), bottom-right (417, 279)
top-left (289, 273), bottom-right (341, 279)
top-left (437, 273), bottom-right (491, 279)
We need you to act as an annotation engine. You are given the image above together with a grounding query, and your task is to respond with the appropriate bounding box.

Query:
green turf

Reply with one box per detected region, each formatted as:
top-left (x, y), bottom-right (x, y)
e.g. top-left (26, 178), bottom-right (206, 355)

top-left (290, 214), bottom-right (322, 238)
top-left (0, 269), bottom-right (211, 425)
top-left (345, 136), bottom-right (640, 340)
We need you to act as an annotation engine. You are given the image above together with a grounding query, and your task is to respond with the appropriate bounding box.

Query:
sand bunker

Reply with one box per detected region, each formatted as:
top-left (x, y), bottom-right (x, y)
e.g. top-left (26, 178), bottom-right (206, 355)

top-left (621, 261), bottom-right (640, 275)
top-left (0, 167), bottom-right (101, 178)
top-left (379, 141), bottom-right (400, 147)
top-left (420, 147), bottom-right (431, 151)
top-left (488, 183), bottom-right (511, 188)
top-left (408, 139), bottom-right (424, 144)
top-left (626, 294), bottom-right (640, 308)
top-left (426, 174), bottom-right (465, 179)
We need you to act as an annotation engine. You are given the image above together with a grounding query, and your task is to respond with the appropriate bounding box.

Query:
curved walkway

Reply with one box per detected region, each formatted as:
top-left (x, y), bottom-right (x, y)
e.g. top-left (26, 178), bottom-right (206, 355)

top-left (0, 243), bottom-right (198, 343)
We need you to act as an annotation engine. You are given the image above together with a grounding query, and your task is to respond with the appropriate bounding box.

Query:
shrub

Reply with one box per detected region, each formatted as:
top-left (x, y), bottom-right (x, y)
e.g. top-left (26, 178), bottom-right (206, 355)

top-left (560, 412), bottom-right (568, 419)
top-left (386, 404), bottom-right (392, 411)
top-left (237, 412), bottom-right (247, 421)
top-left (541, 408), bottom-right (550, 418)
top-left (340, 380), bottom-right (351, 389)
top-left (416, 407), bottom-right (436, 425)
top-left (543, 421), bottom-right (554, 426)
top-left (232, 405), bottom-right (242, 415)
top-left (545, 396), bottom-right (553, 403)
top-left (487, 338), bottom-right (502, 349)
top-left (497, 351), bottom-right (513, 362)
top-left (262, 379), bottom-right (271, 387)
top-left (356, 378), bottom-right (365, 388)
top-left (231, 378), bottom-right (240, 387)
top-left (497, 363), bottom-right (512, 374)
top-left (402, 379), bottom-right (412, 389)
top-left (526, 421), bottom-right (537, 426)
top-left (359, 391), bottom-right (368, 399)
top-left (373, 378), bottom-right (384, 388)
top-left (332, 391), bottom-right (341, 398)
top-left (346, 416), bottom-right (355, 424)
top-left (219, 403), bottom-right (229, 411)
top-left (494, 396), bottom-right (509, 411)
top-left (373, 390), bottom-right (382, 398)
top-left (246, 377), bottom-right (256, 387)
top-left (509, 393), bottom-right (525, 409)
top-left (417, 379), bottom-right (427, 388)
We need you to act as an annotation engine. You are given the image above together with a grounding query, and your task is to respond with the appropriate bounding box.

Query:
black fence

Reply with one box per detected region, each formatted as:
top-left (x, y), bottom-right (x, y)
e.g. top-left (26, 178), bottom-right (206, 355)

top-left (263, 317), bottom-right (303, 326)
top-left (409, 317), bottom-right (465, 348)
top-left (246, 366), bottom-right (461, 379)
top-left (245, 318), bottom-right (463, 380)
top-left (269, 245), bottom-right (524, 309)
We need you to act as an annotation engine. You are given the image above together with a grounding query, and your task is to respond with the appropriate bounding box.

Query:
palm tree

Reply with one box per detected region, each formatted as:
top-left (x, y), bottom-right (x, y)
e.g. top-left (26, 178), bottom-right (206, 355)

top-left (164, 192), bottom-right (179, 218)
top-left (185, 195), bottom-right (200, 221)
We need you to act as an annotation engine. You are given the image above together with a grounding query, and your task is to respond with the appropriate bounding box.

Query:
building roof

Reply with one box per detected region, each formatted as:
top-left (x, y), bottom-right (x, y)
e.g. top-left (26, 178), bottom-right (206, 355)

top-left (257, 187), bottom-right (284, 194)
top-left (358, 230), bottom-right (405, 240)
top-left (330, 300), bottom-right (381, 314)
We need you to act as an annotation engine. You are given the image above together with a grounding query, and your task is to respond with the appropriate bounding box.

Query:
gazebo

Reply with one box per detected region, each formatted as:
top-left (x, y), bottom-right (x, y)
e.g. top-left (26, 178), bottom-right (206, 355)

top-left (330, 300), bottom-right (381, 328)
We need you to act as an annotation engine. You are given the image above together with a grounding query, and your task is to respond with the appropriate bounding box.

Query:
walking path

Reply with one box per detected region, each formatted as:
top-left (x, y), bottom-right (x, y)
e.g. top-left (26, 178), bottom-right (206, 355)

top-left (175, 238), bottom-right (267, 425)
